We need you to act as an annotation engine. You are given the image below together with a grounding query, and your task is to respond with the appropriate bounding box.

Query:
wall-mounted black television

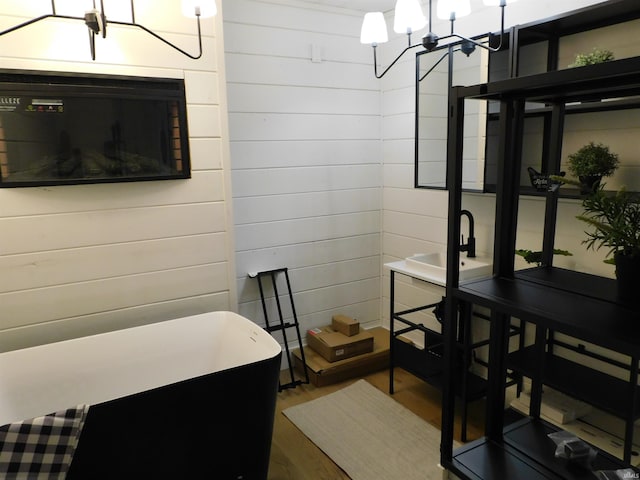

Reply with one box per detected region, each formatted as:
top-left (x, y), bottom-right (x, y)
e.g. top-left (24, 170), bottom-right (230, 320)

top-left (0, 70), bottom-right (191, 187)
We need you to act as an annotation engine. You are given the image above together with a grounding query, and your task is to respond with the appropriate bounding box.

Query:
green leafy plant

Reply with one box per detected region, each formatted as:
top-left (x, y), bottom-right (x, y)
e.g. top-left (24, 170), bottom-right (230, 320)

top-left (576, 187), bottom-right (640, 260)
top-left (567, 142), bottom-right (619, 178)
top-left (516, 249), bottom-right (573, 266)
top-left (569, 48), bottom-right (615, 67)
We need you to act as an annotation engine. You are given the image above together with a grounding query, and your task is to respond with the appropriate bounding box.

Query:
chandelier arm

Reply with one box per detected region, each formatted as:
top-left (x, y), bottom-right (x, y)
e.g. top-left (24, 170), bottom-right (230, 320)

top-left (492, 4), bottom-right (506, 51)
top-left (130, 0), bottom-right (136, 23)
top-left (419, 49), bottom-right (455, 82)
top-left (373, 42), bottom-right (423, 79)
top-left (100, 0), bottom-right (107, 39)
top-left (108, 16), bottom-right (204, 60)
top-left (0, 0), bottom-right (205, 61)
top-left (447, 33), bottom-right (497, 52)
top-left (0, 14), bottom-right (63, 37)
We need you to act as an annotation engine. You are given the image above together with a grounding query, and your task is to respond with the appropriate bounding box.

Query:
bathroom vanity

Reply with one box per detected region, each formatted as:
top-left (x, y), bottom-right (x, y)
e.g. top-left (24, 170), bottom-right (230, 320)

top-left (385, 253), bottom-right (517, 441)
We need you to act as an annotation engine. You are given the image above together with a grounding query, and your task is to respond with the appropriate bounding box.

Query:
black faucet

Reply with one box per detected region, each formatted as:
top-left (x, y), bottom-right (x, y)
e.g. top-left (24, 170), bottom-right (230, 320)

top-left (460, 210), bottom-right (476, 258)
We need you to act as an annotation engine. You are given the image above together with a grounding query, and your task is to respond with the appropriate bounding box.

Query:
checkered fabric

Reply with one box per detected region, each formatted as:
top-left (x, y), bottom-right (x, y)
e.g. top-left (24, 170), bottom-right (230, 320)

top-left (0, 405), bottom-right (89, 480)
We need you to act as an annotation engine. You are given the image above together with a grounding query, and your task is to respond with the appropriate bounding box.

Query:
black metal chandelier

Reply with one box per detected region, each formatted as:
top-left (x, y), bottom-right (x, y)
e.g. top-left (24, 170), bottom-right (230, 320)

top-left (0, 0), bottom-right (217, 61)
top-left (360, 0), bottom-right (517, 78)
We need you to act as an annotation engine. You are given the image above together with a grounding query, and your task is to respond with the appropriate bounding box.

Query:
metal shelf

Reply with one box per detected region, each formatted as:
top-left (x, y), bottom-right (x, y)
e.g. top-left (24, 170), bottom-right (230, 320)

top-left (451, 419), bottom-right (632, 480)
top-left (441, 2), bottom-right (640, 475)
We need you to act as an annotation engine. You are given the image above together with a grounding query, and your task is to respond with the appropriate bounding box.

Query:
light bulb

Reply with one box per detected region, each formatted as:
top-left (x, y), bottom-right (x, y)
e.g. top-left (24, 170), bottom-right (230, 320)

top-left (483, 0), bottom-right (518, 5)
top-left (181, 0), bottom-right (217, 18)
top-left (437, 0), bottom-right (471, 20)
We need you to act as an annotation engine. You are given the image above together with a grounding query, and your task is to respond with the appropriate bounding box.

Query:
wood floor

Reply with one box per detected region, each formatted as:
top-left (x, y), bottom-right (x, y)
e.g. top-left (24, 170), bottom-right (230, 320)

top-left (267, 367), bottom-right (486, 480)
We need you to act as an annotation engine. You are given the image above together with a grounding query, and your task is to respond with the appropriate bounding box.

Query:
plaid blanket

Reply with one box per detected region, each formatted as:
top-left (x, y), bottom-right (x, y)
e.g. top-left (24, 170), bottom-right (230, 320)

top-left (0, 405), bottom-right (89, 480)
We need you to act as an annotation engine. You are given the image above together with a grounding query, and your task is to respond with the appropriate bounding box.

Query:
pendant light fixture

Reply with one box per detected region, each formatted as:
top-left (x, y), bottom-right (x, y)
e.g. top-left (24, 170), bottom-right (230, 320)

top-left (361, 0), bottom-right (518, 78)
top-left (0, 0), bottom-right (216, 61)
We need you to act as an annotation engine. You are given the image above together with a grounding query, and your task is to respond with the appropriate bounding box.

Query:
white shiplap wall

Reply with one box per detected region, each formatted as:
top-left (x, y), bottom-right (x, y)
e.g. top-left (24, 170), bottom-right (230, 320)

top-left (222, 0), bottom-right (382, 337)
top-left (0, 0), bottom-right (235, 351)
top-left (221, 0), bottom-right (617, 351)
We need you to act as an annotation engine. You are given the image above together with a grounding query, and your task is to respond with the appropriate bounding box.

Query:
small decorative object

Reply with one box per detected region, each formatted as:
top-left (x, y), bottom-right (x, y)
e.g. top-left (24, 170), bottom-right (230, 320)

top-left (516, 248), bottom-right (572, 267)
top-left (569, 48), bottom-right (615, 67)
top-left (527, 167), bottom-right (565, 192)
top-left (577, 186), bottom-right (640, 301)
top-left (566, 142), bottom-right (619, 195)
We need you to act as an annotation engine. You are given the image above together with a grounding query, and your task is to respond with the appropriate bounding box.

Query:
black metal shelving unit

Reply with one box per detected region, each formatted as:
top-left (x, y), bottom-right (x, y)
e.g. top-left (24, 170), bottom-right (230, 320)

top-left (440, 54), bottom-right (640, 479)
top-left (484, 0), bottom-right (640, 197)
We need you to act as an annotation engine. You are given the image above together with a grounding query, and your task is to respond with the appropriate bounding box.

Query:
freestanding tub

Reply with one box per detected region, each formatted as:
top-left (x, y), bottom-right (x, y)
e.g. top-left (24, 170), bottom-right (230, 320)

top-left (0, 311), bottom-right (282, 479)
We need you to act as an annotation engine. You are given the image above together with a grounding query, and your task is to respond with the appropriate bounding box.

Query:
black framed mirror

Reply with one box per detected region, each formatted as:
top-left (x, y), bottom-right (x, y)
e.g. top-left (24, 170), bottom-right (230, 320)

top-left (414, 36), bottom-right (491, 192)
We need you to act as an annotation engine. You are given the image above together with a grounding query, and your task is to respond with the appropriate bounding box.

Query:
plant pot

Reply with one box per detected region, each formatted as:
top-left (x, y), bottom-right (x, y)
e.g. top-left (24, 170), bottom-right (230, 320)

top-left (615, 252), bottom-right (640, 302)
top-left (578, 175), bottom-right (602, 195)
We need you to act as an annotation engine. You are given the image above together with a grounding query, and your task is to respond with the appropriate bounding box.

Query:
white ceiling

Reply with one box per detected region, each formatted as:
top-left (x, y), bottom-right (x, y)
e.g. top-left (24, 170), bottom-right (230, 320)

top-left (303, 0), bottom-right (397, 13)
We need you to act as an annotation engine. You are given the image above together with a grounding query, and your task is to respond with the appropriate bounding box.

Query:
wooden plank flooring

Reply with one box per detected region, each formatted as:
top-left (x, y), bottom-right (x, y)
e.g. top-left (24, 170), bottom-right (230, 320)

top-left (268, 367), bottom-right (485, 480)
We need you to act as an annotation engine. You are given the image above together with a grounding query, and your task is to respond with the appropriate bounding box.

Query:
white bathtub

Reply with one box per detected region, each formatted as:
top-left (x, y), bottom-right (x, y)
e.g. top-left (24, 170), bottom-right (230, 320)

top-left (0, 311), bottom-right (282, 479)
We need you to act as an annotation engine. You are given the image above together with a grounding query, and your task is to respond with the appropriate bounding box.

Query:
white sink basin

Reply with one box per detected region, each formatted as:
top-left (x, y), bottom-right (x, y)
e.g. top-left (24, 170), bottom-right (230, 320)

top-left (405, 253), bottom-right (492, 282)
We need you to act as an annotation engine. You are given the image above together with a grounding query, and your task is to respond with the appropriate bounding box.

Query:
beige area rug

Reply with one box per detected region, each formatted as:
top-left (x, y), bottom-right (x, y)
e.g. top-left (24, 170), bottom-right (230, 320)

top-left (283, 379), bottom-right (450, 480)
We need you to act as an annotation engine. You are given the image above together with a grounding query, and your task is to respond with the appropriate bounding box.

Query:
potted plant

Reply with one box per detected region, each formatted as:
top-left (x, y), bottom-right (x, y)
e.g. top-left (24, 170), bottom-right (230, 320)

top-left (569, 48), bottom-right (615, 67)
top-left (566, 142), bottom-right (619, 194)
top-left (576, 186), bottom-right (640, 301)
top-left (516, 248), bottom-right (572, 266)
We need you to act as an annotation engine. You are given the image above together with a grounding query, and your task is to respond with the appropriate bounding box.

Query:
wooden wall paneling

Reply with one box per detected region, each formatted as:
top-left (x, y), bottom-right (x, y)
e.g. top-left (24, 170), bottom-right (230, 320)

top-left (0, 233), bottom-right (227, 293)
top-left (0, 172), bottom-right (225, 217)
top-left (383, 211), bottom-right (448, 245)
top-left (1, 203), bottom-right (227, 256)
top-left (228, 112), bottom-right (379, 142)
top-left (228, 84), bottom-right (380, 115)
top-left (234, 188), bottom-right (381, 225)
top-left (222, 0), bottom-right (363, 37)
top-left (235, 211), bottom-right (380, 251)
top-left (230, 140), bottom-right (380, 169)
top-left (232, 164), bottom-right (380, 196)
top-left (190, 138), bottom-right (224, 170)
top-left (224, 54), bottom-right (377, 90)
top-left (0, 292), bottom-right (230, 353)
top-left (234, 233), bottom-right (381, 278)
top-left (2, 262), bottom-right (229, 330)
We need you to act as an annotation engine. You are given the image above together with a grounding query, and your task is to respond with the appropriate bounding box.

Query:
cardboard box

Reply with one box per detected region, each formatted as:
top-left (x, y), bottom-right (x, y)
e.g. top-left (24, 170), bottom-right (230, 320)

top-left (306, 325), bottom-right (374, 362)
top-left (510, 388), bottom-right (592, 424)
top-left (294, 327), bottom-right (390, 387)
top-left (331, 314), bottom-right (360, 336)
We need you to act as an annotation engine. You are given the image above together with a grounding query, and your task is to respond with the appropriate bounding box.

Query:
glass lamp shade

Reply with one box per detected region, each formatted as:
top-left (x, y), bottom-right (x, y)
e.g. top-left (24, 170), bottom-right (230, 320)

top-left (437, 0), bottom-right (471, 20)
top-left (360, 12), bottom-right (389, 44)
top-left (483, 0), bottom-right (517, 5)
top-left (181, 0), bottom-right (217, 18)
top-left (393, 0), bottom-right (427, 34)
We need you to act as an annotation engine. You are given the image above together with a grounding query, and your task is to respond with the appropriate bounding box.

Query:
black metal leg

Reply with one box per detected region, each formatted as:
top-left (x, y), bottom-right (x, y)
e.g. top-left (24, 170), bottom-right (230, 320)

top-left (389, 270), bottom-right (396, 395)
top-left (529, 326), bottom-right (547, 419)
top-left (485, 311), bottom-right (510, 442)
top-left (460, 302), bottom-right (472, 443)
top-left (441, 294), bottom-right (460, 465)
top-left (624, 356), bottom-right (639, 463)
top-left (255, 268), bottom-right (308, 391)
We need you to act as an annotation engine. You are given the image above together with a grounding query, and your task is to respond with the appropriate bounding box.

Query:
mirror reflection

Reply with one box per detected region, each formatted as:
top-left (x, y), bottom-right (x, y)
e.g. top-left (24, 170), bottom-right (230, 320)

top-left (414, 41), bottom-right (489, 191)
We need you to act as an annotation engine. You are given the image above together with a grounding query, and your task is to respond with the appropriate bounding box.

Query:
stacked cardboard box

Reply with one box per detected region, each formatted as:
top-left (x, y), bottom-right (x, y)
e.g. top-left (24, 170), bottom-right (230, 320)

top-left (331, 314), bottom-right (360, 336)
top-left (510, 388), bottom-right (592, 424)
top-left (293, 315), bottom-right (389, 386)
top-left (306, 317), bottom-right (373, 363)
